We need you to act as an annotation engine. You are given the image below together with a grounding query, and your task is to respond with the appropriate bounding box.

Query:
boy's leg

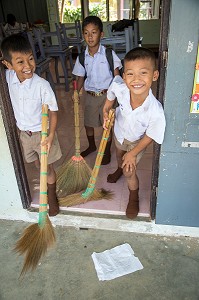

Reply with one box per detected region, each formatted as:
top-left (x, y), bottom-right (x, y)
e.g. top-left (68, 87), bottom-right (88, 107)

top-left (81, 126), bottom-right (97, 157)
top-left (107, 146), bottom-right (125, 183)
top-left (123, 166), bottom-right (139, 219)
top-left (47, 164), bottom-right (59, 216)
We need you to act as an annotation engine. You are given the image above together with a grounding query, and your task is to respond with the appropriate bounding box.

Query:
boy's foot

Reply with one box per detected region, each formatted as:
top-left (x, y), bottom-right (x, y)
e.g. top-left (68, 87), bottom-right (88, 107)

top-left (101, 153), bottom-right (111, 165)
top-left (47, 183), bottom-right (60, 216)
top-left (81, 145), bottom-right (97, 157)
top-left (81, 135), bottom-right (97, 157)
top-left (107, 167), bottom-right (123, 183)
top-left (126, 189), bottom-right (139, 219)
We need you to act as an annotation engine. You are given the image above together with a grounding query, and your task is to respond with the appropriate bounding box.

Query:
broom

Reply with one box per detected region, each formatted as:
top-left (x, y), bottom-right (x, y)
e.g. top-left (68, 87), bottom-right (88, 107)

top-left (58, 109), bottom-right (115, 207)
top-left (56, 80), bottom-right (92, 197)
top-left (14, 104), bottom-right (55, 277)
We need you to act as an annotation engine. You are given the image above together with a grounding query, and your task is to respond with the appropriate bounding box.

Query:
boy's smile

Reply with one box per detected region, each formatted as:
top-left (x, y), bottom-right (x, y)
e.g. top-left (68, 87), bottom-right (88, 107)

top-left (123, 58), bottom-right (159, 103)
top-left (5, 51), bottom-right (36, 82)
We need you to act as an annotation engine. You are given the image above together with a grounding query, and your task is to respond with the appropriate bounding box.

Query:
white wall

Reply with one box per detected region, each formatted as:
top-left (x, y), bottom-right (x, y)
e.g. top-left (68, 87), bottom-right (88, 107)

top-left (0, 111), bottom-right (33, 221)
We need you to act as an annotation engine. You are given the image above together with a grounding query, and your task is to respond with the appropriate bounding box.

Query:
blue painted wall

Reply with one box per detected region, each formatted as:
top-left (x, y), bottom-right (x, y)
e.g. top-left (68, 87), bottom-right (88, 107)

top-left (156, 0), bottom-right (199, 227)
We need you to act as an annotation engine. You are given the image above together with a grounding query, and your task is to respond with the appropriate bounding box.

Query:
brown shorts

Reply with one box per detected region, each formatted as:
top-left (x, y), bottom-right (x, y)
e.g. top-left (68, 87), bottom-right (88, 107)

top-left (114, 135), bottom-right (146, 165)
top-left (84, 92), bottom-right (107, 127)
top-left (20, 131), bottom-right (62, 164)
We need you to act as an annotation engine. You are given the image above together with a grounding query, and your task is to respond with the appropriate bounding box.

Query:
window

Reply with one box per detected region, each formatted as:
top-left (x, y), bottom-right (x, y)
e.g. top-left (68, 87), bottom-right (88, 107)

top-left (58, 0), bottom-right (160, 23)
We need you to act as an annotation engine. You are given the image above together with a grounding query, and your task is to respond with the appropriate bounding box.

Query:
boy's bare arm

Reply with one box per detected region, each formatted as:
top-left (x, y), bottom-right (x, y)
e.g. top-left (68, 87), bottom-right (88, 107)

top-left (103, 98), bottom-right (115, 129)
top-left (77, 76), bottom-right (84, 93)
top-left (122, 135), bottom-right (153, 172)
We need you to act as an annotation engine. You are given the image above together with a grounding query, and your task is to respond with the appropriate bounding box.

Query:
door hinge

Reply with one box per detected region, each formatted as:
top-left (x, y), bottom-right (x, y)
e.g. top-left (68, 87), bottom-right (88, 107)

top-left (162, 50), bottom-right (168, 68)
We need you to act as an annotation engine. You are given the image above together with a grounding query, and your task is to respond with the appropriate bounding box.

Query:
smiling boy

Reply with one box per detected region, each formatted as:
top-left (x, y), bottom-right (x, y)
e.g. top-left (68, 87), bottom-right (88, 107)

top-left (1, 34), bottom-right (62, 216)
top-left (103, 47), bottom-right (166, 219)
top-left (72, 16), bottom-right (122, 164)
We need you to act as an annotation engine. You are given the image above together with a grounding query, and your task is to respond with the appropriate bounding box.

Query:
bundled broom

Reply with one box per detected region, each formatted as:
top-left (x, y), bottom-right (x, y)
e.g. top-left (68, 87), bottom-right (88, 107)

top-left (56, 80), bottom-right (92, 197)
top-left (14, 104), bottom-right (55, 277)
top-left (58, 109), bottom-right (115, 207)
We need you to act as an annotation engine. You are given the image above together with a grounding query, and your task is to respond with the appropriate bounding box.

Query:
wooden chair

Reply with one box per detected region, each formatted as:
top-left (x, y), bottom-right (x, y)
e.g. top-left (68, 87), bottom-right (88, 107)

top-left (59, 20), bottom-right (84, 54)
top-left (34, 25), bottom-right (74, 92)
top-left (26, 30), bottom-right (55, 93)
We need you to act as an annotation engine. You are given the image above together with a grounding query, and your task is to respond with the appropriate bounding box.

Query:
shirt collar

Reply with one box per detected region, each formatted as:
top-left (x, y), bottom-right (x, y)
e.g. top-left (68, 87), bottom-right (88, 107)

top-left (141, 89), bottom-right (154, 110)
top-left (85, 44), bottom-right (103, 57)
top-left (11, 71), bottom-right (34, 88)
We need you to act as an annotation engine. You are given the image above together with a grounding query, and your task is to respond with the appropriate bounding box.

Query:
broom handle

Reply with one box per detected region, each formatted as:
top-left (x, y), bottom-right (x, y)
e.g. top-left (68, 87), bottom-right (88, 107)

top-left (82, 109), bottom-right (115, 198)
top-left (73, 81), bottom-right (81, 156)
top-left (39, 104), bottom-right (48, 226)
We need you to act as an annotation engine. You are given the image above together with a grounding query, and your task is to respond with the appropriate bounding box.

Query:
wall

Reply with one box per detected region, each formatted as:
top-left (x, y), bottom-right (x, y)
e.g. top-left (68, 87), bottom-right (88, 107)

top-left (0, 111), bottom-right (30, 220)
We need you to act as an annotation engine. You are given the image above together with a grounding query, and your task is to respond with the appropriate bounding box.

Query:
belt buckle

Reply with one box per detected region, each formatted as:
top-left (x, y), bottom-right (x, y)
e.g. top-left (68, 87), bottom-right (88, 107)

top-left (96, 91), bottom-right (102, 97)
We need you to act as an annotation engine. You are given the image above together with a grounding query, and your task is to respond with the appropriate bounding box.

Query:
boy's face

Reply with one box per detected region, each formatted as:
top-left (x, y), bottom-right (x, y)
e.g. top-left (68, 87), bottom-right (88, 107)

top-left (83, 23), bottom-right (103, 50)
top-left (3, 51), bottom-right (36, 82)
top-left (123, 58), bottom-right (159, 100)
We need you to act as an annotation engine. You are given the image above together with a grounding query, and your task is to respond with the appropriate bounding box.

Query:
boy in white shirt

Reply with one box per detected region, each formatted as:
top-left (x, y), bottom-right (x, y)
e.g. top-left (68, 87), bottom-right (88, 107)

top-left (1, 34), bottom-right (62, 216)
top-left (72, 16), bottom-right (122, 165)
top-left (103, 47), bottom-right (166, 219)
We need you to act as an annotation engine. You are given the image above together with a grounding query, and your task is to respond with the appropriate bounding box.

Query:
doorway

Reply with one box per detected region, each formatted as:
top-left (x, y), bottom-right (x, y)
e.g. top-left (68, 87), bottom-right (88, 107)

top-left (0, 0), bottom-right (170, 220)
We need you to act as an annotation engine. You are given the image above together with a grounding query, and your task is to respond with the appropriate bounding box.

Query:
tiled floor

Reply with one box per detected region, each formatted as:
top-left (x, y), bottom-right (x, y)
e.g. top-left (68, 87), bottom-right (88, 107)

top-left (26, 64), bottom-right (154, 218)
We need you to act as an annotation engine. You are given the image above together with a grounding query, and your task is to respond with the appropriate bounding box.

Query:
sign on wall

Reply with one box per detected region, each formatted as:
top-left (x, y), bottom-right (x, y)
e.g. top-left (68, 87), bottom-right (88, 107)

top-left (190, 44), bottom-right (199, 113)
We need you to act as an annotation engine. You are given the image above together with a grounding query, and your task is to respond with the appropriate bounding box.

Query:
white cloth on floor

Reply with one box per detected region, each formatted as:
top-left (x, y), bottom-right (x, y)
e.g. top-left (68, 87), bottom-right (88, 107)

top-left (91, 243), bottom-right (143, 281)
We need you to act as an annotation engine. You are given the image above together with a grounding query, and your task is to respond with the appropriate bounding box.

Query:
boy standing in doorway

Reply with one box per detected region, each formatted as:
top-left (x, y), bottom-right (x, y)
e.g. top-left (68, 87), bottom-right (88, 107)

top-left (1, 34), bottom-right (62, 216)
top-left (103, 47), bottom-right (166, 219)
top-left (72, 16), bottom-right (122, 165)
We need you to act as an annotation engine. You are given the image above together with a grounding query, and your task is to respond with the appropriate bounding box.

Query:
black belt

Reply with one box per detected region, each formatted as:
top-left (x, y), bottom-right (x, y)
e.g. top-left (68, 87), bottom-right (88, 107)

top-left (87, 89), bottom-right (107, 97)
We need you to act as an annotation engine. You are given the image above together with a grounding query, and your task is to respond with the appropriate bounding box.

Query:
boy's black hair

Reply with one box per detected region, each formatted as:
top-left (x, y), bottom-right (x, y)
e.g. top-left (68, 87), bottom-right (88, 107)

top-left (124, 47), bottom-right (157, 70)
top-left (7, 13), bottom-right (16, 26)
top-left (82, 16), bottom-right (103, 33)
top-left (1, 34), bottom-right (32, 63)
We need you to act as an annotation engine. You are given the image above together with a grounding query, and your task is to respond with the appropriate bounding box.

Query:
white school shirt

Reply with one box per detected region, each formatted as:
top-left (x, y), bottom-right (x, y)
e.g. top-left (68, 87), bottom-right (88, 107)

top-left (107, 75), bottom-right (166, 145)
top-left (72, 44), bottom-right (122, 92)
top-left (6, 70), bottom-right (58, 132)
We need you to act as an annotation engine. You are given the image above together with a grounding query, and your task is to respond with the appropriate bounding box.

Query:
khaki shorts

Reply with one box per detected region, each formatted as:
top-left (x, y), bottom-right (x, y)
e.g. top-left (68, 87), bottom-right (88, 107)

top-left (20, 131), bottom-right (62, 164)
top-left (84, 92), bottom-right (107, 127)
top-left (114, 135), bottom-right (146, 165)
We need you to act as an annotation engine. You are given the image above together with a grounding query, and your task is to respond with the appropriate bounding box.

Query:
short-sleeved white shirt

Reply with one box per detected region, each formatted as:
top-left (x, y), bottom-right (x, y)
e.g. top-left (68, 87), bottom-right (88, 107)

top-left (107, 75), bottom-right (166, 145)
top-left (72, 44), bottom-right (122, 92)
top-left (6, 70), bottom-right (58, 132)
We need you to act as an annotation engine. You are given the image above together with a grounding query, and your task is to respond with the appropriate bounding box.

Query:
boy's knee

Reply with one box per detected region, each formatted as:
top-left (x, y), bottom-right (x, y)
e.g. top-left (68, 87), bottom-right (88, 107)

top-left (123, 167), bottom-right (136, 178)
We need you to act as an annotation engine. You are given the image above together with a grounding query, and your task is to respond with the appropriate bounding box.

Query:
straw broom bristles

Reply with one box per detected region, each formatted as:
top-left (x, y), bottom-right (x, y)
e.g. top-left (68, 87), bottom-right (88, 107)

top-left (14, 105), bottom-right (56, 277)
top-left (58, 109), bottom-right (115, 207)
top-left (56, 82), bottom-right (92, 197)
top-left (14, 216), bottom-right (55, 276)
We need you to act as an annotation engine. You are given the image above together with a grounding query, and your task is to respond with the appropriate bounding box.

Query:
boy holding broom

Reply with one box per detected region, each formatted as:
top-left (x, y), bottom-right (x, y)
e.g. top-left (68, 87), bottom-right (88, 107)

top-left (1, 34), bottom-right (62, 216)
top-left (103, 47), bottom-right (166, 219)
top-left (72, 16), bottom-right (122, 165)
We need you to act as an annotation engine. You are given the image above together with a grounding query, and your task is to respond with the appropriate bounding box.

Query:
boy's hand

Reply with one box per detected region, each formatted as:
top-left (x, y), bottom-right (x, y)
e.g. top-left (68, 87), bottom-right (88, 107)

top-left (103, 111), bottom-right (109, 130)
top-left (41, 134), bottom-right (54, 154)
top-left (122, 152), bottom-right (136, 173)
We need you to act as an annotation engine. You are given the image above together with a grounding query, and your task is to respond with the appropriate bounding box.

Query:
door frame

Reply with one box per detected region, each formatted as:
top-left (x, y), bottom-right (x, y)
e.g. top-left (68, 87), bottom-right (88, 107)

top-left (0, 63), bottom-right (31, 209)
top-left (0, 0), bottom-right (171, 216)
top-left (150, 0), bottom-right (171, 219)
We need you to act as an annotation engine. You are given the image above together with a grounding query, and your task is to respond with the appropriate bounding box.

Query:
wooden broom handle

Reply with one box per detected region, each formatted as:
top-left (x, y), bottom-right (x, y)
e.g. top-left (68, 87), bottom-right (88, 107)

top-left (39, 104), bottom-right (48, 217)
top-left (73, 81), bottom-right (81, 156)
top-left (87, 109), bottom-right (115, 187)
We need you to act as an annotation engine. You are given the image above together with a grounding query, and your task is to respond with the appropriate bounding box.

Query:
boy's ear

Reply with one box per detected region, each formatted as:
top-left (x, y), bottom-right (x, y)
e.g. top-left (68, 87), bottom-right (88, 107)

top-left (100, 31), bottom-right (104, 38)
top-left (153, 70), bottom-right (159, 81)
top-left (2, 60), bottom-right (13, 70)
